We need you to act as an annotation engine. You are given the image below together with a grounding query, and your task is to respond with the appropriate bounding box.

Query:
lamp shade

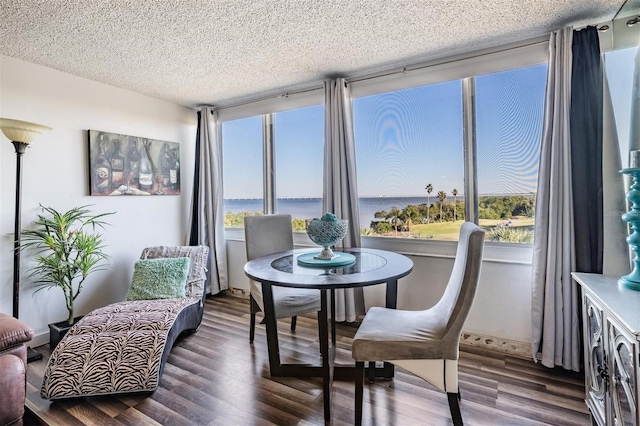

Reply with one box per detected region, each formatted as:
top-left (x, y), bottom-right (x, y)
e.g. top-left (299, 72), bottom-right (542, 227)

top-left (0, 118), bottom-right (51, 143)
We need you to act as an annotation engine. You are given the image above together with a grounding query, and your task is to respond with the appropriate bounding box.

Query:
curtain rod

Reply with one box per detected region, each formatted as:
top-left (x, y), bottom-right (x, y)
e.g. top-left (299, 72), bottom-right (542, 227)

top-left (209, 35), bottom-right (550, 113)
top-left (345, 36), bottom-right (549, 85)
top-left (208, 84), bottom-right (323, 113)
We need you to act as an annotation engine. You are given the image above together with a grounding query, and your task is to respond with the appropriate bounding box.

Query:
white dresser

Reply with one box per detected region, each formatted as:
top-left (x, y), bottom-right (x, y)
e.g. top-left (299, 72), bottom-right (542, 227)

top-left (573, 273), bottom-right (640, 426)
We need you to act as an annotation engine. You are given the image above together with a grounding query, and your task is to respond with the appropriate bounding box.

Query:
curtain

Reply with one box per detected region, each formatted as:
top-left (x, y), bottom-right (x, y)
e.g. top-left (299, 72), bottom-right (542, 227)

top-left (187, 107), bottom-right (228, 294)
top-left (531, 27), bottom-right (578, 370)
top-left (532, 26), bottom-right (615, 371)
top-left (570, 26), bottom-right (603, 274)
top-left (323, 78), bottom-right (365, 322)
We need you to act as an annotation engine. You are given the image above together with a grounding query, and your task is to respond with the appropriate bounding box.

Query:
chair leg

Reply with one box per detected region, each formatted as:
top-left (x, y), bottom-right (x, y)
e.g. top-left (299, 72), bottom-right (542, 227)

top-left (355, 361), bottom-right (365, 426)
top-left (290, 315), bottom-right (297, 331)
top-left (447, 392), bottom-right (463, 426)
top-left (249, 295), bottom-right (260, 343)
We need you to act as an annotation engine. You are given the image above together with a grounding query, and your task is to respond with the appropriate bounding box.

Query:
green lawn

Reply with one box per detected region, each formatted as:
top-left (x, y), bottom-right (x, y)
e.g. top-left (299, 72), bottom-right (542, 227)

top-left (406, 217), bottom-right (534, 241)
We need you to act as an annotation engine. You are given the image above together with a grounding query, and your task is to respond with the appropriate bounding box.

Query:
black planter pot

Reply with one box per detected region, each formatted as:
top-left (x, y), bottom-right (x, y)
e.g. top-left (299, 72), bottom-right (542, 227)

top-left (48, 316), bottom-right (83, 349)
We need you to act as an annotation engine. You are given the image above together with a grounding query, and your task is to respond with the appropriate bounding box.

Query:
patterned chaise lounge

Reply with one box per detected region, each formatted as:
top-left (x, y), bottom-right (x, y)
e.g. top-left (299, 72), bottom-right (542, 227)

top-left (41, 245), bottom-right (209, 399)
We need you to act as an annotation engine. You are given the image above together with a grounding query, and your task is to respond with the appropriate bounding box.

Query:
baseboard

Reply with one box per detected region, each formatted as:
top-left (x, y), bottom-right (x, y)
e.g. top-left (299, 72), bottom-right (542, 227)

top-left (227, 288), bottom-right (533, 360)
top-left (460, 331), bottom-right (532, 360)
top-left (30, 332), bottom-right (49, 349)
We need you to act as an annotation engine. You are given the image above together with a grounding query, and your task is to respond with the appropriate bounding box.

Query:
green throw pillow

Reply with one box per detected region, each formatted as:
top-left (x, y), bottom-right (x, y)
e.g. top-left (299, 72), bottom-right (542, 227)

top-left (125, 257), bottom-right (191, 301)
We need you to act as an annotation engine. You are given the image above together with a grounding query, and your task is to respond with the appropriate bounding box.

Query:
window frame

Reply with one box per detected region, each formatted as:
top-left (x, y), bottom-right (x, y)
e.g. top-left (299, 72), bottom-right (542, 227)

top-left (349, 41), bottom-right (548, 260)
top-left (221, 39), bottom-right (549, 264)
top-left (220, 90), bottom-right (324, 242)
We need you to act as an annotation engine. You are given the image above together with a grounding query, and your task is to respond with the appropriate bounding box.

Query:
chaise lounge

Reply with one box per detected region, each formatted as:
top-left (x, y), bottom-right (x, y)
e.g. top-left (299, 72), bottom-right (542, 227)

top-left (40, 245), bottom-right (209, 399)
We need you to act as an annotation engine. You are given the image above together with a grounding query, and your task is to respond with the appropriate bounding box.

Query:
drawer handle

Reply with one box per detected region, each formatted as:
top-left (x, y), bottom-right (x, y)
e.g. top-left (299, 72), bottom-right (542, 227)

top-left (598, 366), bottom-right (609, 381)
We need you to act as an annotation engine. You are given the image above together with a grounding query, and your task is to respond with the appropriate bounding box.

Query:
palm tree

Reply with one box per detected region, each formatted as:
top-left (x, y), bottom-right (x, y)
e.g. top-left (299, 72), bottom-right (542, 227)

top-left (452, 188), bottom-right (458, 222)
top-left (437, 190), bottom-right (447, 222)
top-left (425, 183), bottom-right (433, 223)
top-left (403, 205), bottom-right (420, 234)
top-left (387, 207), bottom-right (401, 235)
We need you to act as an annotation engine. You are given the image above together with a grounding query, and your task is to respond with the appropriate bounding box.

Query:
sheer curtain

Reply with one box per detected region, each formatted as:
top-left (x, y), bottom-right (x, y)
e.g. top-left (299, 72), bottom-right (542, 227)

top-left (323, 78), bottom-right (365, 322)
top-left (187, 107), bottom-right (228, 294)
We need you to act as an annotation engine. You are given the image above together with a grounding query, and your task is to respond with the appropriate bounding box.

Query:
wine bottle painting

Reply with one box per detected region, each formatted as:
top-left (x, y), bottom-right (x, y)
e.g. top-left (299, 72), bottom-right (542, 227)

top-left (88, 130), bottom-right (181, 196)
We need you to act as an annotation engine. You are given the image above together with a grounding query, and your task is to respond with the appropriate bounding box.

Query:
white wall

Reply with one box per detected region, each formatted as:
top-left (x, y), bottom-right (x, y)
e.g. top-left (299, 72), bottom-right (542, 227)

top-left (226, 236), bottom-right (534, 345)
top-left (0, 56), bottom-right (196, 345)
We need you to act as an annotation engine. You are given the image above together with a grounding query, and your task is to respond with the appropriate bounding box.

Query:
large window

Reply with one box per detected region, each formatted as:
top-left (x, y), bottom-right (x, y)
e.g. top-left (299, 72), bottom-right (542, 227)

top-left (352, 59), bottom-right (548, 243)
top-left (222, 116), bottom-right (263, 228)
top-left (221, 104), bottom-right (324, 230)
top-left (475, 64), bottom-right (547, 243)
top-left (275, 105), bottom-right (324, 224)
top-left (353, 81), bottom-right (465, 240)
top-left (220, 43), bottom-right (548, 245)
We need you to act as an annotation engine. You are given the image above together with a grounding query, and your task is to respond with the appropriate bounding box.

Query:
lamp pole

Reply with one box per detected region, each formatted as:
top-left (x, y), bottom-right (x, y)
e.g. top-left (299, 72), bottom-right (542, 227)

top-left (12, 141), bottom-right (28, 318)
top-left (0, 118), bottom-right (51, 363)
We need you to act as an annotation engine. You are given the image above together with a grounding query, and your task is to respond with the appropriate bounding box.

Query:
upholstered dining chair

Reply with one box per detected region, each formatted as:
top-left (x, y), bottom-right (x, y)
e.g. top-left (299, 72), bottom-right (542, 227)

top-left (244, 214), bottom-right (321, 343)
top-left (351, 222), bottom-right (485, 426)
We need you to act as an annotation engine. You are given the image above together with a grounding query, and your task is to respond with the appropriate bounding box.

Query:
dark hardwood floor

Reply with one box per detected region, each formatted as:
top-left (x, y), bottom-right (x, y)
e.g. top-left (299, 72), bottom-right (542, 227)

top-left (25, 295), bottom-right (591, 425)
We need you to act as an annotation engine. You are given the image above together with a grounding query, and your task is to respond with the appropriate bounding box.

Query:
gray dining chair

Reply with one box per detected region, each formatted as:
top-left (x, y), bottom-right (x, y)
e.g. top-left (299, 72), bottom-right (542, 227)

top-left (244, 214), bottom-right (322, 343)
top-left (351, 222), bottom-right (485, 426)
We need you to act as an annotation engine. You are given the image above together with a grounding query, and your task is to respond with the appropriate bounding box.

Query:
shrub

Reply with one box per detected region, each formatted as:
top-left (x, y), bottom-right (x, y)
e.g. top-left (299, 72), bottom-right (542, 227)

top-left (487, 227), bottom-right (534, 243)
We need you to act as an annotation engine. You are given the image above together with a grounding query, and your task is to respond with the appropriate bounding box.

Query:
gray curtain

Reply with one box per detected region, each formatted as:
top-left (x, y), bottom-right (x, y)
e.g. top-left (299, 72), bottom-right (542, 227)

top-left (187, 107), bottom-right (228, 294)
top-left (531, 27), bottom-right (578, 371)
top-left (570, 26), bottom-right (603, 274)
top-left (323, 78), bottom-right (365, 322)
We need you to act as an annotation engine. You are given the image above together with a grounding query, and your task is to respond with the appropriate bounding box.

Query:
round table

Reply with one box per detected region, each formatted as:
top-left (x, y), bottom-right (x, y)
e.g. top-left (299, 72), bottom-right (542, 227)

top-left (244, 247), bottom-right (413, 422)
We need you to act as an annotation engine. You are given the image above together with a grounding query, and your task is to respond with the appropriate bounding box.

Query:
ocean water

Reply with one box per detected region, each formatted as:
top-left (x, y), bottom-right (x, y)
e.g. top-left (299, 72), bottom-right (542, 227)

top-left (224, 197), bottom-right (434, 227)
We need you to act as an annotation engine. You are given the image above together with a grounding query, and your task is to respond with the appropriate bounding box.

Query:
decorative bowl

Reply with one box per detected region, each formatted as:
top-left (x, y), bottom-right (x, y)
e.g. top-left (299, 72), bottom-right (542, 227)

top-left (306, 213), bottom-right (348, 260)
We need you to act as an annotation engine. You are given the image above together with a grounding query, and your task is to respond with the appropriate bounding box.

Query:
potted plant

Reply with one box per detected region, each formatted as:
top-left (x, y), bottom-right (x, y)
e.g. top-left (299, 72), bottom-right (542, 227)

top-left (21, 205), bottom-right (114, 348)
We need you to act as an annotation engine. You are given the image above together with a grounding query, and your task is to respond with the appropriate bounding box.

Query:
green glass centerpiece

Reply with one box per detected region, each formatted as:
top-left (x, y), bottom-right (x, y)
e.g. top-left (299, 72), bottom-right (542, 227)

top-left (306, 213), bottom-right (348, 260)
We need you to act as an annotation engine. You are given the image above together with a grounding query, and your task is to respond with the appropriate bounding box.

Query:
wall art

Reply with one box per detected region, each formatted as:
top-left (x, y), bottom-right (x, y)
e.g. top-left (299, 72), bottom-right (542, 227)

top-left (88, 130), bottom-right (180, 196)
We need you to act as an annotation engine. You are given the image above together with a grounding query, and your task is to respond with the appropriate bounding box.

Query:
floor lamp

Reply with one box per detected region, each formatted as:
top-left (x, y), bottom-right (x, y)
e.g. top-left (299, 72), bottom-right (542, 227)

top-left (0, 118), bottom-right (51, 363)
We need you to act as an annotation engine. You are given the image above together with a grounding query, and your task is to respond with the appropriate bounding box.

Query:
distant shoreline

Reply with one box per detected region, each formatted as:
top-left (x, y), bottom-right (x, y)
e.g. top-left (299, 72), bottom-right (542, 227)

top-left (224, 194), bottom-right (534, 226)
top-left (224, 193), bottom-right (535, 201)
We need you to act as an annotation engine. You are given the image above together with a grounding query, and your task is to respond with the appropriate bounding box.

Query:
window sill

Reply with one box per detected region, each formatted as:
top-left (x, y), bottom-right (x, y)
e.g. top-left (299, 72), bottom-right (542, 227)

top-left (225, 228), bottom-right (532, 265)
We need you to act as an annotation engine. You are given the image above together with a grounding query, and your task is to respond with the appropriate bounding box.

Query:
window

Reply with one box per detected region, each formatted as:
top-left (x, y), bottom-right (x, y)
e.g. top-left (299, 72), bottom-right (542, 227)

top-left (222, 115), bottom-right (263, 228)
top-left (351, 45), bottom-right (548, 243)
top-left (605, 45), bottom-right (639, 162)
top-left (221, 101), bottom-right (324, 231)
top-left (353, 81), bottom-right (465, 240)
top-left (475, 64), bottom-right (547, 244)
top-left (275, 105), bottom-right (324, 230)
top-left (219, 42), bottom-right (547, 246)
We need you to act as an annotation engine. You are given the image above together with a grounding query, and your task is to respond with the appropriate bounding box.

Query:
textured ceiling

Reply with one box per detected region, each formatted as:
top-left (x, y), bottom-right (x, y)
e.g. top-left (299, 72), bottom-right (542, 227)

top-left (0, 0), bottom-right (625, 109)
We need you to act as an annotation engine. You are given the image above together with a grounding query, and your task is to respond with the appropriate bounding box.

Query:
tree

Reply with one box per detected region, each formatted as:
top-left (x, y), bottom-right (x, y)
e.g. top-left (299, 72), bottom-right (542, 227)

top-left (437, 191), bottom-right (447, 222)
top-left (402, 205), bottom-right (421, 233)
top-left (425, 183), bottom-right (433, 223)
top-left (387, 207), bottom-right (401, 235)
top-left (452, 188), bottom-right (458, 222)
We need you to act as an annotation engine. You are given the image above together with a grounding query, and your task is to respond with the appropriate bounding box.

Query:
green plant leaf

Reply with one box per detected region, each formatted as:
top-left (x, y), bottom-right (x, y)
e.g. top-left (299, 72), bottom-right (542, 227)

top-left (21, 204), bottom-right (115, 324)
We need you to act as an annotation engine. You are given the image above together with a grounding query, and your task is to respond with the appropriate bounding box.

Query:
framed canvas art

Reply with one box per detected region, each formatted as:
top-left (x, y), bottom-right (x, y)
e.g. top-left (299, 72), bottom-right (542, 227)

top-left (88, 130), bottom-right (181, 196)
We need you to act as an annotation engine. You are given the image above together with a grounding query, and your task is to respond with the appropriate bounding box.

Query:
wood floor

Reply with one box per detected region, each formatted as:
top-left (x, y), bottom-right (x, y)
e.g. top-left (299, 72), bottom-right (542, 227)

top-left (25, 295), bottom-right (591, 425)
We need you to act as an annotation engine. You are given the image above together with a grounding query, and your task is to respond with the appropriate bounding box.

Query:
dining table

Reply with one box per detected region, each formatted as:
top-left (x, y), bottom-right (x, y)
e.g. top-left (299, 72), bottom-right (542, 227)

top-left (244, 247), bottom-right (413, 423)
